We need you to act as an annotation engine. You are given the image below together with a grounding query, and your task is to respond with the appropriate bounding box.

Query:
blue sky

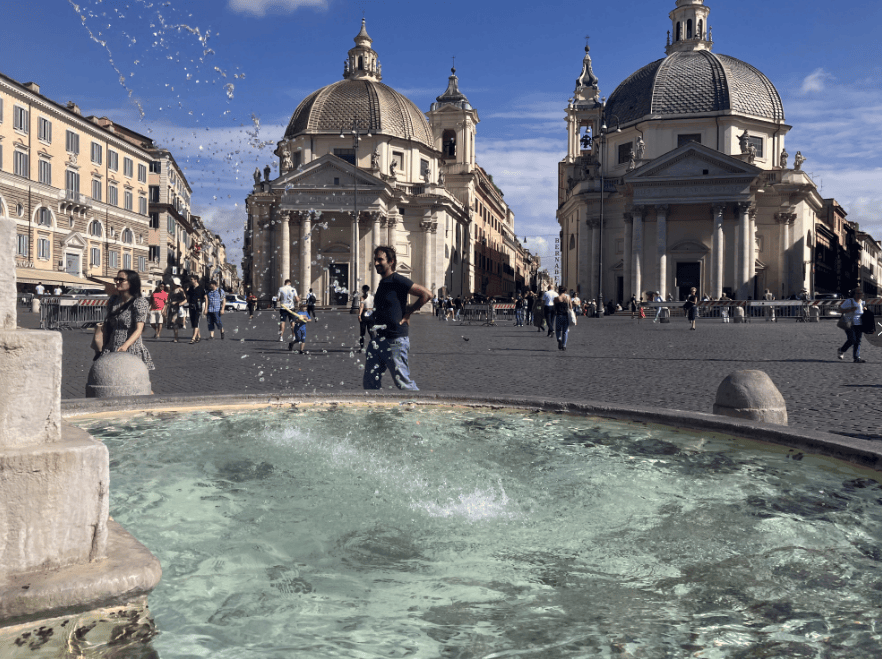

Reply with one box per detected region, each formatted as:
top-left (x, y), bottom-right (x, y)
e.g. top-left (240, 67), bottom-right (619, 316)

top-left (3, 0), bottom-right (880, 270)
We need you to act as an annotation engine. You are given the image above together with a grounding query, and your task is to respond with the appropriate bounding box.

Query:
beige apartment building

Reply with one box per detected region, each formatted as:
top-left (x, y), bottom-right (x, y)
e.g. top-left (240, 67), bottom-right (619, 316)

top-left (0, 73), bottom-right (152, 294)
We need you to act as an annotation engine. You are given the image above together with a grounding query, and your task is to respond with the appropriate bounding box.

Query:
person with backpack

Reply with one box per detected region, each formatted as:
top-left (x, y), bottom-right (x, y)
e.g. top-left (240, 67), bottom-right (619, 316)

top-left (306, 288), bottom-right (317, 320)
top-left (837, 288), bottom-right (867, 363)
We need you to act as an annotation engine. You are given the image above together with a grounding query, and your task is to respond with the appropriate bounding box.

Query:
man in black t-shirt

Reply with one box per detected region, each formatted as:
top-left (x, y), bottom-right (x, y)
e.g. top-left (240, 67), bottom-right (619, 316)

top-left (364, 245), bottom-right (432, 390)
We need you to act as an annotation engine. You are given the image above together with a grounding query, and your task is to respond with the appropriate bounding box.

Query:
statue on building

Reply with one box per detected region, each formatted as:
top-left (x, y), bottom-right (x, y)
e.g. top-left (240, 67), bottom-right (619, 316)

top-left (779, 148), bottom-right (789, 169)
top-left (344, 60), bottom-right (349, 75)
top-left (277, 143), bottom-right (293, 172)
top-left (635, 135), bottom-right (646, 160)
top-left (794, 151), bottom-right (806, 171)
top-left (747, 143), bottom-right (757, 164)
top-left (390, 159), bottom-right (398, 176)
top-left (567, 176), bottom-right (574, 190)
top-left (626, 149), bottom-right (636, 171)
top-left (438, 170), bottom-right (445, 186)
top-left (253, 168), bottom-right (261, 186)
top-left (738, 130), bottom-right (750, 155)
top-left (423, 168), bottom-right (432, 184)
top-left (371, 147), bottom-right (380, 170)
top-left (263, 164), bottom-right (271, 182)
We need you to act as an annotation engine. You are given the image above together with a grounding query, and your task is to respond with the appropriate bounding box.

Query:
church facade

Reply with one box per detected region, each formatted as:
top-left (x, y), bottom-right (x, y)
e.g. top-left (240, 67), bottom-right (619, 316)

top-left (557, 0), bottom-right (826, 304)
top-left (243, 20), bottom-right (520, 305)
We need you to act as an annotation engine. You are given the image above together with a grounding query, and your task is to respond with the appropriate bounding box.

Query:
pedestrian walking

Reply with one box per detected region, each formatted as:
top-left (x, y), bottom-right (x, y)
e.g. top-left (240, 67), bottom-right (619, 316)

top-left (306, 288), bottom-right (317, 320)
top-left (166, 277), bottom-right (186, 342)
top-left (277, 279), bottom-right (300, 342)
top-left (272, 294), bottom-right (278, 310)
top-left (652, 291), bottom-right (664, 322)
top-left (684, 287), bottom-right (699, 330)
top-left (553, 286), bottom-right (572, 351)
top-left (186, 275), bottom-right (206, 344)
top-left (763, 288), bottom-right (776, 322)
top-left (629, 293), bottom-right (638, 319)
top-left (542, 284), bottom-right (556, 337)
top-left (246, 291), bottom-right (257, 319)
top-left (149, 283), bottom-right (168, 338)
top-left (287, 308), bottom-right (312, 354)
top-left (95, 270), bottom-right (154, 370)
top-left (205, 280), bottom-right (226, 340)
top-left (837, 288), bottom-right (867, 363)
top-left (515, 294), bottom-right (525, 326)
top-left (363, 245), bottom-right (431, 391)
top-left (720, 292), bottom-right (732, 323)
top-left (35, 282), bottom-right (45, 297)
top-left (533, 291), bottom-right (546, 332)
top-left (358, 284), bottom-right (374, 352)
top-left (454, 295), bottom-right (463, 321)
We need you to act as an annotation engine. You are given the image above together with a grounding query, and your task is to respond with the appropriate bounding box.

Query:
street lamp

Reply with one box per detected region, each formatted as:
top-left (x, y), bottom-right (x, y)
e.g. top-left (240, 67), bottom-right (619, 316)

top-left (595, 112), bottom-right (620, 317)
top-left (340, 117), bottom-right (372, 312)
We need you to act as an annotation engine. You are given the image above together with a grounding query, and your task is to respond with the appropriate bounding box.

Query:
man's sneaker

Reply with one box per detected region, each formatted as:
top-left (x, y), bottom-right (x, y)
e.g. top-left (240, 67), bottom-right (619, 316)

top-left (854, 358), bottom-right (867, 363)
top-left (279, 335), bottom-right (284, 342)
top-left (837, 350), bottom-right (846, 360)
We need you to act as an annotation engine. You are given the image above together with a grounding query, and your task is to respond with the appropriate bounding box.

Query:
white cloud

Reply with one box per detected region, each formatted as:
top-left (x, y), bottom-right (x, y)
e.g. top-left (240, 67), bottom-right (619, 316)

top-left (799, 68), bottom-right (835, 94)
top-left (228, 0), bottom-right (329, 16)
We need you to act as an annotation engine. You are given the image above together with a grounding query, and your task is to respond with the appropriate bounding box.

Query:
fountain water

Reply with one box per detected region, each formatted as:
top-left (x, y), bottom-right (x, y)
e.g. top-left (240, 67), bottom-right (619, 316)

top-left (0, 217), bottom-right (161, 656)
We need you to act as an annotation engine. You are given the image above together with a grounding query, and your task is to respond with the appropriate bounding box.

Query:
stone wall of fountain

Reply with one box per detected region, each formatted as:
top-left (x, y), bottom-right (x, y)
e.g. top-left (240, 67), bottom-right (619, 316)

top-left (0, 217), bottom-right (161, 653)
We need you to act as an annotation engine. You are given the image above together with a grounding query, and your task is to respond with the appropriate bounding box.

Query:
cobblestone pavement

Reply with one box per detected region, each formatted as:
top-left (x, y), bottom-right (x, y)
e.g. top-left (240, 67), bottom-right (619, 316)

top-left (17, 307), bottom-right (882, 441)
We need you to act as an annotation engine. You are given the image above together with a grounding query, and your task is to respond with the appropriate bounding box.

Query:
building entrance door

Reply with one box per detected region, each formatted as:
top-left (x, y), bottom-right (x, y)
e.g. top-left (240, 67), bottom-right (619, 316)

top-left (676, 262), bottom-right (701, 301)
top-left (65, 253), bottom-right (80, 277)
top-left (328, 263), bottom-right (349, 306)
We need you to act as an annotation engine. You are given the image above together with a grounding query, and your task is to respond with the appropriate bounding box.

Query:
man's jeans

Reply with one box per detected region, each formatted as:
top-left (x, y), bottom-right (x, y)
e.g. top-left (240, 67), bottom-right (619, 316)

top-left (515, 309), bottom-right (524, 326)
top-left (840, 326), bottom-right (863, 361)
top-left (363, 336), bottom-right (419, 390)
top-left (544, 306), bottom-right (555, 333)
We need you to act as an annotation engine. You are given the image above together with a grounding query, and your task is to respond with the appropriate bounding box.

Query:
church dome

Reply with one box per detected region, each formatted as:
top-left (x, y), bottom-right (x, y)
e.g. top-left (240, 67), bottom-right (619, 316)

top-left (604, 50), bottom-right (784, 125)
top-left (284, 78), bottom-right (434, 148)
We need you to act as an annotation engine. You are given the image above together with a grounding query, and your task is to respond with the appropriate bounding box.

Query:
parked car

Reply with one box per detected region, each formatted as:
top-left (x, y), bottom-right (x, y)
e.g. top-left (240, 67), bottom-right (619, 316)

top-left (225, 294), bottom-right (248, 311)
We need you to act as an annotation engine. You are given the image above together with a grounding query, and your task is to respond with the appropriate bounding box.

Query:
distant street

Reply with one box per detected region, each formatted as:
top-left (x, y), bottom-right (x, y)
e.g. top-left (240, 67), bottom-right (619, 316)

top-left (18, 308), bottom-right (881, 442)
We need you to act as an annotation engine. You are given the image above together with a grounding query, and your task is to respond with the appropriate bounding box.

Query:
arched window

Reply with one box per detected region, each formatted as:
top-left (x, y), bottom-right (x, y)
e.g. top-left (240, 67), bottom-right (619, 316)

top-left (89, 220), bottom-right (103, 237)
top-left (38, 207), bottom-right (51, 226)
top-left (358, 56), bottom-right (364, 71)
top-left (698, 19), bottom-right (704, 39)
top-left (122, 228), bottom-right (133, 244)
top-left (442, 129), bottom-right (457, 158)
top-left (676, 22), bottom-right (682, 40)
top-left (687, 19), bottom-right (693, 39)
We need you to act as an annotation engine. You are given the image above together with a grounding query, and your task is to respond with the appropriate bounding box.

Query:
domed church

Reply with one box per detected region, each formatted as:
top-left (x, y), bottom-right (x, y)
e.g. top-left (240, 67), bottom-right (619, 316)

top-left (244, 20), bottom-right (513, 305)
top-left (558, 0), bottom-right (822, 303)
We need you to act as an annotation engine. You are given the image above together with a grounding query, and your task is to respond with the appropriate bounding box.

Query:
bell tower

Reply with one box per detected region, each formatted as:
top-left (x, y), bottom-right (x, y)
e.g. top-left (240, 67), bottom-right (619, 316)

top-left (666, 0), bottom-right (713, 54)
top-left (565, 41), bottom-right (603, 163)
top-left (427, 65), bottom-right (478, 176)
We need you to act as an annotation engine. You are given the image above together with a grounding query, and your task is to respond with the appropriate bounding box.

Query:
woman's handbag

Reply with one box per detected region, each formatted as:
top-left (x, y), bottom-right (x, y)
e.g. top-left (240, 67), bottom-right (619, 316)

top-left (568, 307), bottom-right (577, 326)
top-left (837, 316), bottom-right (852, 330)
top-left (90, 323), bottom-right (105, 353)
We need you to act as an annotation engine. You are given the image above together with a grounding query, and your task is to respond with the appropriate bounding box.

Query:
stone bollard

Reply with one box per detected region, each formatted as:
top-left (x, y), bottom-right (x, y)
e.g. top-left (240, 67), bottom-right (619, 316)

top-left (31, 297), bottom-right (40, 314)
top-left (86, 352), bottom-right (152, 398)
top-left (732, 306), bottom-right (746, 323)
top-left (809, 306), bottom-right (820, 322)
top-left (713, 370), bottom-right (787, 425)
top-left (659, 307), bottom-right (671, 323)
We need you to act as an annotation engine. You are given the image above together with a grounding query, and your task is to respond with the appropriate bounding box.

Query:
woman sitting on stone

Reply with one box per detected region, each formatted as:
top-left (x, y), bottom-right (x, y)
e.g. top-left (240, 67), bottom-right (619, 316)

top-left (96, 269), bottom-right (154, 370)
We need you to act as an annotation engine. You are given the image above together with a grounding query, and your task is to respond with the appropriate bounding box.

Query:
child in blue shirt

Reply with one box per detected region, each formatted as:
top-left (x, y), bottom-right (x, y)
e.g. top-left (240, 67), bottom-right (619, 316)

top-left (288, 308), bottom-right (312, 353)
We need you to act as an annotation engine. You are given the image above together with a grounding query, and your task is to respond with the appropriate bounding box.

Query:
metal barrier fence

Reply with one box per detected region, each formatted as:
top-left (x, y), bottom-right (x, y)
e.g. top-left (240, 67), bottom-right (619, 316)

top-left (641, 299), bottom-right (882, 322)
top-left (40, 297), bottom-right (108, 330)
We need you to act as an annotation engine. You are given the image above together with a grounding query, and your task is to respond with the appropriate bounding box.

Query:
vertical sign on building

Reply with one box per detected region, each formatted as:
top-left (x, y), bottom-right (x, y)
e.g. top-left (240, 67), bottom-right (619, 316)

top-left (554, 237), bottom-right (561, 286)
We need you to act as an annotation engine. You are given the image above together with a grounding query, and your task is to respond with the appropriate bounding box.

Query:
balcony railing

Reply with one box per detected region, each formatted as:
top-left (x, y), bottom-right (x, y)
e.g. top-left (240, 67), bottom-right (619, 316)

top-left (59, 189), bottom-right (92, 206)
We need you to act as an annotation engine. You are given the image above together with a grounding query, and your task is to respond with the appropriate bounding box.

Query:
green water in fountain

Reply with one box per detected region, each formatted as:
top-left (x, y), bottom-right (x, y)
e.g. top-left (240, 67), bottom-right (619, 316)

top-left (74, 405), bottom-right (882, 658)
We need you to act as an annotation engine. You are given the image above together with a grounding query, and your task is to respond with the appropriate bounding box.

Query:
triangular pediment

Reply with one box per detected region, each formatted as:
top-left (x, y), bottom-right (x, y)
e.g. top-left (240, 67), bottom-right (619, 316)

top-left (625, 142), bottom-right (763, 182)
top-left (670, 240), bottom-right (709, 253)
top-left (63, 231), bottom-right (87, 249)
top-left (275, 153), bottom-right (385, 191)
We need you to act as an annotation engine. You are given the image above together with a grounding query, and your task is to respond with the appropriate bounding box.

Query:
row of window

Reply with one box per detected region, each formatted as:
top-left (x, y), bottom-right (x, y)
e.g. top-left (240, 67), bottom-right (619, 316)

top-left (17, 235), bottom-right (147, 271)
top-left (8, 105), bottom-right (146, 180)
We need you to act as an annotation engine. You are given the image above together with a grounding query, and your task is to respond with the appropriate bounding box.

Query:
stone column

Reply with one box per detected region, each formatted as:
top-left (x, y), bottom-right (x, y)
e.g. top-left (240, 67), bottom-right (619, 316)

top-left (387, 215), bottom-right (398, 246)
top-left (588, 217), bottom-right (601, 300)
top-left (278, 211), bottom-right (290, 285)
top-left (749, 205), bottom-right (757, 297)
top-left (631, 206), bottom-right (644, 299)
top-left (711, 203), bottom-right (726, 298)
top-left (371, 212), bottom-right (382, 292)
top-left (351, 211), bottom-right (360, 300)
top-left (623, 213), bottom-right (633, 300)
top-left (655, 204), bottom-right (669, 299)
top-left (421, 219), bottom-right (436, 289)
top-left (567, 115), bottom-right (576, 160)
top-left (737, 202), bottom-right (752, 299)
top-left (300, 211), bottom-right (312, 299)
top-left (776, 212), bottom-right (794, 296)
